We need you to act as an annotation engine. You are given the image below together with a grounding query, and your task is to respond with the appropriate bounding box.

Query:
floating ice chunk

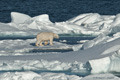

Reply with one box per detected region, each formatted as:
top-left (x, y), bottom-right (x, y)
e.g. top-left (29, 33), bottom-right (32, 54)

top-left (27, 21), bottom-right (41, 30)
top-left (68, 13), bottom-right (92, 23)
top-left (55, 22), bottom-right (86, 33)
top-left (68, 13), bottom-right (100, 25)
top-left (111, 13), bottom-right (120, 27)
top-left (89, 57), bottom-right (110, 73)
top-left (33, 14), bottom-right (52, 24)
top-left (0, 23), bottom-right (33, 37)
top-left (82, 34), bottom-right (109, 49)
top-left (109, 50), bottom-right (120, 72)
top-left (82, 13), bottom-right (101, 24)
top-left (70, 61), bottom-right (91, 76)
top-left (0, 23), bottom-right (19, 31)
top-left (79, 40), bottom-right (89, 43)
top-left (93, 34), bottom-right (109, 44)
top-left (99, 23), bottom-right (111, 31)
top-left (72, 44), bottom-right (83, 51)
top-left (111, 26), bottom-right (120, 33)
top-left (82, 40), bottom-right (94, 49)
top-left (11, 12), bottom-right (31, 24)
top-left (113, 32), bottom-right (120, 37)
top-left (101, 15), bottom-right (116, 21)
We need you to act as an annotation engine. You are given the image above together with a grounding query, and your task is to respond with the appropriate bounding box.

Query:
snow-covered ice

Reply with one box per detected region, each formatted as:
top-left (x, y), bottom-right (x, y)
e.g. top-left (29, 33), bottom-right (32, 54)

top-left (0, 39), bottom-right (72, 56)
top-left (1, 12), bottom-right (120, 79)
top-left (0, 71), bottom-right (82, 80)
top-left (0, 71), bottom-right (119, 80)
top-left (0, 12), bottom-right (119, 37)
top-left (81, 73), bottom-right (119, 80)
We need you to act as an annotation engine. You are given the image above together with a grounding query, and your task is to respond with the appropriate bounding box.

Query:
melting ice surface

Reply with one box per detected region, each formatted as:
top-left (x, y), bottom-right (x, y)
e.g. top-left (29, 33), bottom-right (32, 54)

top-left (1, 12), bottom-right (120, 79)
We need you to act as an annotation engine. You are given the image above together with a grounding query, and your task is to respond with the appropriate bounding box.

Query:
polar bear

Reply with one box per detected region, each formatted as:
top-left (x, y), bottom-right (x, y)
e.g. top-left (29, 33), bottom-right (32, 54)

top-left (35, 32), bottom-right (59, 46)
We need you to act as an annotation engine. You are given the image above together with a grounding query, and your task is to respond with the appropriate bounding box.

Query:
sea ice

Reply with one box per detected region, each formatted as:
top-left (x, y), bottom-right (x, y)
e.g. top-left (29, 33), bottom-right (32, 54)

top-left (0, 12), bottom-right (120, 37)
top-left (11, 12), bottom-right (31, 24)
top-left (81, 73), bottom-right (119, 80)
top-left (0, 39), bottom-right (72, 55)
top-left (89, 57), bottom-right (110, 73)
top-left (68, 13), bottom-right (101, 25)
top-left (0, 71), bottom-right (82, 80)
top-left (1, 12), bottom-right (120, 79)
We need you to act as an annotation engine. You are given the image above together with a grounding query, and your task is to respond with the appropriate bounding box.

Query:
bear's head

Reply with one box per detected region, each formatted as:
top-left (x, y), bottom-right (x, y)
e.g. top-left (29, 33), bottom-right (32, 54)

top-left (53, 33), bottom-right (59, 39)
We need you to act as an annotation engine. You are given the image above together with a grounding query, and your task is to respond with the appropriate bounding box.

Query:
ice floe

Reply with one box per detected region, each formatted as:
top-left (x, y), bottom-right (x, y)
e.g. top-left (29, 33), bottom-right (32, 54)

top-left (1, 12), bottom-right (120, 79)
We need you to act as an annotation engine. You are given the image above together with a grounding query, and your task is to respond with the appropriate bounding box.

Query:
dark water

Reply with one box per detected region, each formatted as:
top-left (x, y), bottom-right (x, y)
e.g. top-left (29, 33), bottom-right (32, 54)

top-left (0, 0), bottom-right (120, 23)
top-left (29, 48), bottom-right (73, 53)
top-left (56, 36), bottom-right (95, 45)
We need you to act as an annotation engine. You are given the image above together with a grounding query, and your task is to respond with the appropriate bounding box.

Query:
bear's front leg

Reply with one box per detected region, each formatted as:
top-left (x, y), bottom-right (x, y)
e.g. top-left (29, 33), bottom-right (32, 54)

top-left (40, 40), bottom-right (44, 46)
top-left (35, 40), bottom-right (40, 46)
top-left (49, 38), bottom-right (53, 46)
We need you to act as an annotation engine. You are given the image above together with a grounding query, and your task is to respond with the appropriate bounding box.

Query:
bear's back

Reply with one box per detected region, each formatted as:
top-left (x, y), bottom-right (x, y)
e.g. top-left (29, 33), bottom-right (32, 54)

top-left (37, 32), bottom-right (54, 40)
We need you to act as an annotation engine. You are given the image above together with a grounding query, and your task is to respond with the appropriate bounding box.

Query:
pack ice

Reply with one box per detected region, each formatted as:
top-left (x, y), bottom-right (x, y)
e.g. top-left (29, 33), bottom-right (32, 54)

top-left (0, 12), bottom-right (120, 80)
top-left (0, 12), bottom-right (118, 37)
